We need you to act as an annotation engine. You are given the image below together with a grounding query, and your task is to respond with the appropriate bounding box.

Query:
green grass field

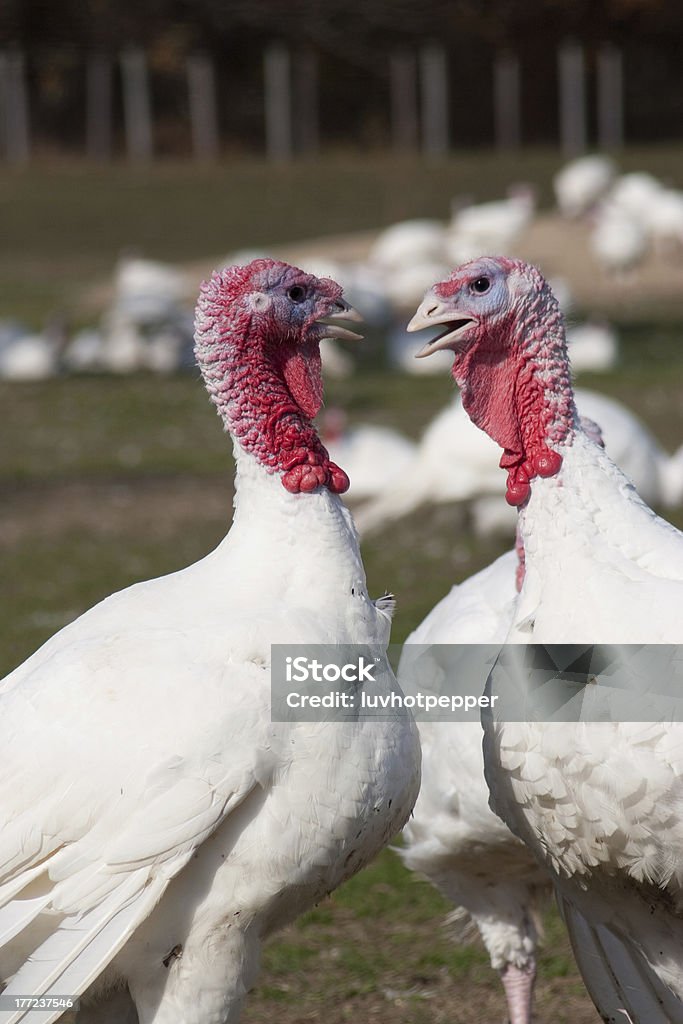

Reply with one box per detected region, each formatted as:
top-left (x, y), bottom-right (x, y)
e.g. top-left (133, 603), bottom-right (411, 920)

top-left (2, 152), bottom-right (683, 1022)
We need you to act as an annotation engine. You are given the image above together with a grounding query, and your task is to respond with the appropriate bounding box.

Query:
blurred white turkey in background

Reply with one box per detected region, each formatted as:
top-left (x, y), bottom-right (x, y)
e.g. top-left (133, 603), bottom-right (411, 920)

top-left (565, 319), bottom-right (619, 372)
top-left (590, 200), bottom-right (649, 278)
top-left (62, 257), bottom-right (195, 374)
top-left (320, 408), bottom-right (417, 501)
top-left (368, 219), bottom-right (447, 271)
top-left (445, 186), bottom-right (535, 264)
top-left (0, 317), bottom-right (65, 381)
top-left (357, 388), bottom-right (683, 536)
top-left (554, 154), bottom-right (617, 218)
top-left (386, 320), bottom-right (454, 375)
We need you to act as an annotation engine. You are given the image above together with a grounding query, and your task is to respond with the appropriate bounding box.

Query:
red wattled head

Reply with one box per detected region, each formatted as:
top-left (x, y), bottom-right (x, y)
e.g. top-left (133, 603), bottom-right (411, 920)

top-left (194, 259), bottom-right (363, 495)
top-left (407, 256), bottom-right (541, 370)
top-left (195, 259), bottom-right (361, 419)
top-left (408, 257), bottom-right (573, 507)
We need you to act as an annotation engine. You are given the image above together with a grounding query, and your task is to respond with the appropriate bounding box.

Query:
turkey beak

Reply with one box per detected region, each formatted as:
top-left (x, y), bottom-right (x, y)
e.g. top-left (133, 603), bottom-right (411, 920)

top-left (316, 299), bottom-right (364, 342)
top-left (408, 294), bottom-right (474, 358)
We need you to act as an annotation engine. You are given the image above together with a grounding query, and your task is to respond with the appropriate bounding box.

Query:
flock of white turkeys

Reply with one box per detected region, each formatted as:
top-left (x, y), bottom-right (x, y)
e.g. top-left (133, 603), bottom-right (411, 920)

top-left (2, 154), bottom-right (683, 1024)
top-left (556, 155), bottom-right (683, 276)
top-left (4, 152), bottom-right (682, 383)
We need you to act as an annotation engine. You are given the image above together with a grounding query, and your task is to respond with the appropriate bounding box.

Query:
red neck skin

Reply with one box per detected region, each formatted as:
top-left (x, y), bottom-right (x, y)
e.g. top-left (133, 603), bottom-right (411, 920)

top-left (195, 298), bottom-right (349, 495)
top-left (451, 280), bottom-right (576, 506)
top-left (514, 527), bottom-right (526, 593)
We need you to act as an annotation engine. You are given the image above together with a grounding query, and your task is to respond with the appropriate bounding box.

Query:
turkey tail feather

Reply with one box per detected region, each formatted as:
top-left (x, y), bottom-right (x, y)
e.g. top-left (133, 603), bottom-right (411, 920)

top-left (2, 872), bottom-right (167, 1024)
top-left (559, 894), bottom-right (683, 1024)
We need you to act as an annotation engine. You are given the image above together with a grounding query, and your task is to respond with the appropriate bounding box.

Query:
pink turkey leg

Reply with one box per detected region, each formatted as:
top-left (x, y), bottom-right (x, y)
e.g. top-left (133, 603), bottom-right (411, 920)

top-left (500, 960), bottom-right (536, 1024)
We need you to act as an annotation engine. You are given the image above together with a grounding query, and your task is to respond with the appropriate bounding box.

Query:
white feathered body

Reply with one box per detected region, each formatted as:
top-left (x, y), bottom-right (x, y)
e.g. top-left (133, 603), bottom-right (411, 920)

top-left (484, 429), bottom-right (683, 1018)
top-left (0, 449), bottom-right (420, 1024)
top-left (400, 551), bottom-right (550, 973)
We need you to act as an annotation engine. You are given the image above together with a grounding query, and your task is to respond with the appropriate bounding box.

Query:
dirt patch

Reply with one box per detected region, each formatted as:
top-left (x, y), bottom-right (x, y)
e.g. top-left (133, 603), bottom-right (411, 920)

top-left (241, 909), bottom-right (601, 1024)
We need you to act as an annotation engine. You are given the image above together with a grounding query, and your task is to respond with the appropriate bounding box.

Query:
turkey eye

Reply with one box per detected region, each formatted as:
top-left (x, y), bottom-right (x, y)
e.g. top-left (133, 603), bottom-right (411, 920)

top-left (287, 285), bottom-right (306, 303)
top-left (471, 277), bottom-right (491, 294)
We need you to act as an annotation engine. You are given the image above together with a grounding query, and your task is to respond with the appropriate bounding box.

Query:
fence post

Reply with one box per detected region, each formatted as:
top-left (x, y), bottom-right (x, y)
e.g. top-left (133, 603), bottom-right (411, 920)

top-left (390, 51), bottom-right (418, 152)
top-left (558, 40), bottom-right (586, 155)
top-left (420, 44), bottom-right (449, 156)
top-left (264, 43), bottom-right (292, 161)
top-left (597, 43), bottom-right (623, 150)
top-left (0, 49), bottom-right (30, 162)
top-left (187, 54), bottom-right (219, 160)
top-left (294, 50), bottom-right (319, 155)
top-left (120, 46), bottom-right (153, 161)
top-left (86, 53), bottom-right (112, 160)
top-left (0, 52), bottom-right (11, 161)
top-left (494, 51), bottom-right (521, 150)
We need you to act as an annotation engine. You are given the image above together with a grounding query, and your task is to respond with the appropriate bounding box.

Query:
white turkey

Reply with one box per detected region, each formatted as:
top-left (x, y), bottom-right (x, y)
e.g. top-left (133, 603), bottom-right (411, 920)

top-left (590, 199), bottom-right (648, 278)
top-left (606, 173), bottom-right (683, 257)
top-left (608, 171), bottom-right (663, 226)
top-left (101, 305), bottom-right (195, 375)
top-left (565, 319), bottom-right (619, 373)
top-left (62, 328), bottom-right (109, 374)
top-left (398, 420), bottom-right (612, 1023)
top-left (445, 187), bottom-right (535, 265)
top-left (382, 261), bottom-right (453, 316)
top-left (399, 545), bottom-right (550, 1024)
top-left (646, 188), bottom-right (683, 256)
top-left (70, 258), bottom-right (195, 376)
top-left (0, 318), bottom-right (64, 382)
top-left (0, 259), bottom-right (421, 1024)
top-left (355, 390), bottom-right (503, 535)
top-left (114, 257), bottom-right (189, 324)
top-left (368, 218), bottom-right (447, 272)
top-left (320, 407), bottom-right (417, 502)
top-left (408, 254), bottom-right (683, 1023)
top-left (553, 154), bottom-right (616, 219)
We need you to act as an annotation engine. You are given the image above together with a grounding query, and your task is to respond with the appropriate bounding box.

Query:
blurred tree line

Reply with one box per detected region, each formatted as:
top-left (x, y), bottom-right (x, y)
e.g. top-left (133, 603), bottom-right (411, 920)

top-left (0, 0), bottom-right (681, 154)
